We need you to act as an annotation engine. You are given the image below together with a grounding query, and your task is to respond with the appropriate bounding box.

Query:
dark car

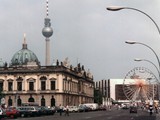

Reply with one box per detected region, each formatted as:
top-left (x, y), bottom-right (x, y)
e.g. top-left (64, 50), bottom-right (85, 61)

top-left (18, 106), bottom-right (40, 117)
top-left (78, 105), bottom-right (90, 112)
top-left (17, 106), bottom-right (32, 117)
top-left (129, 106), bottom-right (137, 113)
top-left (27, 106), bottom-right (41, 117)
top-left (38, 106), bottom-right (55, 115)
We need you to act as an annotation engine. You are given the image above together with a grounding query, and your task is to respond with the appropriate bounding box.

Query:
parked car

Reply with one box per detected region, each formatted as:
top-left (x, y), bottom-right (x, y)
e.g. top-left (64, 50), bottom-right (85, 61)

top-left (98, 105), bottom-right (106, 111)
top-left (17, 106), bottom-right (40, 117)
top-left (38, 106), bottom-right (56, 115)
top-left (78, 105), bottom-right (89, 112)
top-left (78, 105), bottom-right (85, 112)
top-left (122, 104), bottom-right (129, 109)
top-left (17, 106), bottom-right (32, 117)
top-left (5, 107), bottom-right (20, 119)
top-left (68, 106), bottom-right (79, 112)
top-left (129, 106), bottom-right (137, 113)
top-left (26, 106), bottom-right (41, 117)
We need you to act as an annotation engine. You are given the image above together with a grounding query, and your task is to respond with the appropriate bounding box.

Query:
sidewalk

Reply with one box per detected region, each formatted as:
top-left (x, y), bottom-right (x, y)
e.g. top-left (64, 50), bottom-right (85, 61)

top-left (156, 113), bottom-right (160, 120)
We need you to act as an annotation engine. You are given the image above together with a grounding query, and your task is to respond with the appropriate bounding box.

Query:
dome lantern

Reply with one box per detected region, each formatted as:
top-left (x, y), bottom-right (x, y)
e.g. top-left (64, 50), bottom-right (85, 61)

top-left (10, 34), bottom-right (40, 67)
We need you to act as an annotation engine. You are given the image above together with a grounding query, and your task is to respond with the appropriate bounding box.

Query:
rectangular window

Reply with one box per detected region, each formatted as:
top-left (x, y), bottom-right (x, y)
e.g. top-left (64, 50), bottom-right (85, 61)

top-left (51, 81), bottom-right (56, 90)
top-left (29, 82), bottom-right (34, 91)
top-left (0, 82), bottom-right (3, 91)
top-left (41, 81), bottom-right (46, 90)
top-left (17, 82), bottom-right (22, 91)
top-left (8, 82), bottom-right (13, 91)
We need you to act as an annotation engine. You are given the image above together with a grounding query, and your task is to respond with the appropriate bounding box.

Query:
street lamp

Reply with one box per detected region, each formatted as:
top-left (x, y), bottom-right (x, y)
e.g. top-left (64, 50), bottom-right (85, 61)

top-left (125, 40), bottom-right (160, 79)
top-left (106, 6), bottom-right (160, 36)
top-left (134, 58), bottom-right (160, 80)
top-left (127, 41), bottom-right (160, 103)
top-left (106, 6), bottom-right (160, 76)
top-left (106, 6), bottom-right (160, 75)
top-left (106, 6), bottom-right (160, 78)
top-left (107, 5), bottom-right (160, 105)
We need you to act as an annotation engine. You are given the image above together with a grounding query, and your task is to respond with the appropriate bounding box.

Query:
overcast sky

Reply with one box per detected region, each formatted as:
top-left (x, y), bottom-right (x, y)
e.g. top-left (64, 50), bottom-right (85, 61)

top-left (0, 0), bottom-right (160, 81)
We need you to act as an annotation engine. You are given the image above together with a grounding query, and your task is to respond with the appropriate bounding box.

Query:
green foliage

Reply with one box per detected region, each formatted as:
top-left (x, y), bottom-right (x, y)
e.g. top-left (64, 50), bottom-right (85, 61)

top-left (94, 89), bottom-right (102, 104)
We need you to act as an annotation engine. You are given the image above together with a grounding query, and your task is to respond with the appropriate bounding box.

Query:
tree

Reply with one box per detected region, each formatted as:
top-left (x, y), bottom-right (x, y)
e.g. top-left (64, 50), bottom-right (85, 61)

top-left (94, 88), bottom-right (102, 105)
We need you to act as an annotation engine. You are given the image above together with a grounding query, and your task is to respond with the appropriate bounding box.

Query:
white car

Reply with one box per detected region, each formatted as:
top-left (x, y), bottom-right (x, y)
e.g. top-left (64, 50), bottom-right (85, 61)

top-left (0, 107), bottom-right (6, 119)
top-left (68, 106), bottom-right (79, 112)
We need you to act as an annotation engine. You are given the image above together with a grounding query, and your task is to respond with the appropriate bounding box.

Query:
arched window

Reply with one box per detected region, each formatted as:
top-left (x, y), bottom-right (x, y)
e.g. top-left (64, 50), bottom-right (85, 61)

top-left (28, 97), bottom-right (35, 102)
top-left (51, 96), bottom-right (55, 106)
top-left (41, 96), bottom-right (45, 106)
top-left (8, 97), bottom-right (12, 106)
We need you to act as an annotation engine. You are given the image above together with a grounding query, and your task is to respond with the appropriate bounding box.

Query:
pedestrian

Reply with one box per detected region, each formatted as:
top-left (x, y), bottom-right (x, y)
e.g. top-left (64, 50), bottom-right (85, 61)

top-left (155, 106), bottom-right (158, 113)
top-left (59, 104), bottom-right (63, 116)
top-left (64, 106), bottom-right (67, 116)
top-left (149, 105), bottom-right (153, 116)
top-left (66, 105), bottom-right (69, 116)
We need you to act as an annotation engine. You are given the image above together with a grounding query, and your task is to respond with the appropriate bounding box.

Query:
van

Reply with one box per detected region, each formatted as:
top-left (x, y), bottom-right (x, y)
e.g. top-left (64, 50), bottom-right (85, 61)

top-left (83, 103), bottom-right (99, 111)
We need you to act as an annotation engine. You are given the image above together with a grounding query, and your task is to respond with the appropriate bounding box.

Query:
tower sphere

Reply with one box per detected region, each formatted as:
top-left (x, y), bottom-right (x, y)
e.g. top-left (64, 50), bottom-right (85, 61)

top-left (42, 27), bottom-right (53, 38)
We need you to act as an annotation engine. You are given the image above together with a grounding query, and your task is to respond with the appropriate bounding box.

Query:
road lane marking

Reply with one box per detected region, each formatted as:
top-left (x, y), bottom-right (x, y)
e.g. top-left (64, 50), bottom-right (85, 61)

top-left (107, 117), bottom-right (113, 119)
top-left (85, 117), bottom-right (92, 119)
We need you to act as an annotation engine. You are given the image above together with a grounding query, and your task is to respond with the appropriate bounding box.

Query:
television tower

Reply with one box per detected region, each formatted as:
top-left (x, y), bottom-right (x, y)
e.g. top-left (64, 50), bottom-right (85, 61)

top-left (42, 0), bottom-right (53, 66)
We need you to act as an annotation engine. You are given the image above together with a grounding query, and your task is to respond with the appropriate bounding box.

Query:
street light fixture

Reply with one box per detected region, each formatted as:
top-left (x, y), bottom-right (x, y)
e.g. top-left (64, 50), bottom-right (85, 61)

top-left (107, 6), bottom-right (160, 73)
top-left (107, 6), bottom-right (160, 103)
top-left (125, 41), bottom-right (136, 44)
top-left (106, 6), bottom-right (160, 36)
top-left (125, 40), bottom-right (160, 76)
top-left (134, 58), bottom-right (160, 81)
top-left (106, 6), bottom-right (124, 11)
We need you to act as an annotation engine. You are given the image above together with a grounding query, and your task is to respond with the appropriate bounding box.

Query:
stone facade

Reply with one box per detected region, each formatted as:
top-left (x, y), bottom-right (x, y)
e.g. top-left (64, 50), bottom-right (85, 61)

top-left (0, 63), bottom-right (94, 107)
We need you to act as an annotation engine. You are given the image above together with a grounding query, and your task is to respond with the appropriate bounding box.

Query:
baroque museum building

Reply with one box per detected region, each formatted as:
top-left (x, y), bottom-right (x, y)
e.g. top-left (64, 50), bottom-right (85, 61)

top-left (0, 40), bottom-right (94, 107)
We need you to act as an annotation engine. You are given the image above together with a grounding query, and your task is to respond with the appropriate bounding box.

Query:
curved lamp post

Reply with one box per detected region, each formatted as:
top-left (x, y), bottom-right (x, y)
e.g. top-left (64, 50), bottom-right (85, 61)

top-left (134, 58), bottom-right (160, 81)
top-left (106, 5), bottom-right (160, 103)
top-left (125, 40), bottom-right (160, 75)
top-left (106, 6), bottom-right (160, 73)
top-left (106, 6), bottom-right (160, 36)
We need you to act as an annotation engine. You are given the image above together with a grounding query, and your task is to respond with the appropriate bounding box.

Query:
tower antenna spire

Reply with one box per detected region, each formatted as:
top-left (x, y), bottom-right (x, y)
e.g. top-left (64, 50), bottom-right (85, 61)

top-left (46, 0), bottom-right (49, 17)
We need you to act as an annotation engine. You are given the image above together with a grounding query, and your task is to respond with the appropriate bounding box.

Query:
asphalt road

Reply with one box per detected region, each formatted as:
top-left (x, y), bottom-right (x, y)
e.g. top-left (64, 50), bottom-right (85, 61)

top-left (5, 108), bottom-right (160, 120)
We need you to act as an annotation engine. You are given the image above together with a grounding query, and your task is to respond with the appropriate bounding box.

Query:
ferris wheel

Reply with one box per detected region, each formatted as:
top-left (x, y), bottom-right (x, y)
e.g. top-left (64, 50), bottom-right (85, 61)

top-left (123, 67), bottom-right (159, 102)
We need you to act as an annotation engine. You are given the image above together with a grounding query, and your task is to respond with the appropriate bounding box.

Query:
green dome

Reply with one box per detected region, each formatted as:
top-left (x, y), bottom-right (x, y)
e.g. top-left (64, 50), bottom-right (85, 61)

top-left (10, 39), bottom-right (40, 67)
